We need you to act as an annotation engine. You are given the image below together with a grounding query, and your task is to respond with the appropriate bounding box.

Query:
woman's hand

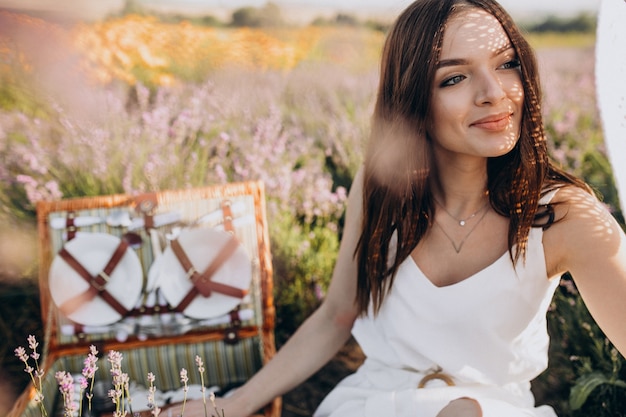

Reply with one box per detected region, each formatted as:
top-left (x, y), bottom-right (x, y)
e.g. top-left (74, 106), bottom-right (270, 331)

top-left (436, 398), bottom-right (481, 417)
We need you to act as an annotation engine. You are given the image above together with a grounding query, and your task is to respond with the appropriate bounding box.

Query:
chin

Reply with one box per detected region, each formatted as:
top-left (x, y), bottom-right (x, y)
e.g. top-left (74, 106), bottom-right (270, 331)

top-left (492, 134), bottom-right (519, 156)
top-left (485, 141), bottom-right (519, 159)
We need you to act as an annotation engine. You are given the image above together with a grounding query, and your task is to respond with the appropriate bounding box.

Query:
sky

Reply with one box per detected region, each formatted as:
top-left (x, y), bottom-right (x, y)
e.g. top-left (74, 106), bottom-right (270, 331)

top-left (144, 0), bottom-right (602, 18)
top-left (0, 0), bottom-right (602, 21)
top-left (172, 0), bottom-right (601, 13)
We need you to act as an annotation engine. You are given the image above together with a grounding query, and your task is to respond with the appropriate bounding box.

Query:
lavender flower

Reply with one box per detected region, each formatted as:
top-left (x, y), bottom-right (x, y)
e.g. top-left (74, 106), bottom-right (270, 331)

top-left (146, 372), bottom-right (161, 417)
top-left (209, 392), bottom-right (224, 417)
top-left (54, 371), bottom-right (77, 417)
top-left (180, 368), bottom-right (189, 415)
top-left (14, 335), bottom-right (47, 416)
top-left (107, 350), bottom-right (132, 416)
top-left (195, 355), bottom-right (208, 417)
top-left (82, 345), bottom-right (99, 412)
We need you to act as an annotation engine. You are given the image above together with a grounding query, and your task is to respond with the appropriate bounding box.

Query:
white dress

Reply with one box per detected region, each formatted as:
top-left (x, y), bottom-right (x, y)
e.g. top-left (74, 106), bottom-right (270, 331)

top-left (314, 196), bottom-right (561, 417)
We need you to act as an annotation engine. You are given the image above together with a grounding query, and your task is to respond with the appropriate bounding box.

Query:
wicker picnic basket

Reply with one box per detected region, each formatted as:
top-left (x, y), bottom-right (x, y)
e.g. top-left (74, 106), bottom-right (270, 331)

top-left (9, 181), bottom-right (280, 417)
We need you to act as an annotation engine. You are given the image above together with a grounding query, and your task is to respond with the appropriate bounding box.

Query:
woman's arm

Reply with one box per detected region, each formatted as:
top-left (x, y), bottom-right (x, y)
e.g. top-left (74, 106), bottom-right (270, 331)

top-left (170, 169), bottom-right (365, 417)
top-left (546, 186), bottom-right (626, 355)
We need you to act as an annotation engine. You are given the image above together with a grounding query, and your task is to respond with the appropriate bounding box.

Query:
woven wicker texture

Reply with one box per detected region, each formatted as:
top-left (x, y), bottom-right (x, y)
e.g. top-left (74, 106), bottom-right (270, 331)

top-left (10, 181), bottom-right (280, 417)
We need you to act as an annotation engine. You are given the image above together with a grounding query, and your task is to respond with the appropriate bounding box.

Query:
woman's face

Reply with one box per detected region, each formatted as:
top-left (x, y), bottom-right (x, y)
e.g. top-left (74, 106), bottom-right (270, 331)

top-left (428, 7), bottom-right (524, 161)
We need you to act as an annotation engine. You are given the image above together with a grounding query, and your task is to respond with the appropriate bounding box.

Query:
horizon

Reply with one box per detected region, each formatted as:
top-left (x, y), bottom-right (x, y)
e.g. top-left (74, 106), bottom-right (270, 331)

top-left (0, 0), bottom-right (601, 22)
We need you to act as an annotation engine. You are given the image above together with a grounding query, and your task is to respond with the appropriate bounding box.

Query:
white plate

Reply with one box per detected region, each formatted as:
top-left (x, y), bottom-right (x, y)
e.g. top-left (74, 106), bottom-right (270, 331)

top-left (49, 233), bottom-right (143, 326)
top-left (156, 228), bottom-right (252, 319)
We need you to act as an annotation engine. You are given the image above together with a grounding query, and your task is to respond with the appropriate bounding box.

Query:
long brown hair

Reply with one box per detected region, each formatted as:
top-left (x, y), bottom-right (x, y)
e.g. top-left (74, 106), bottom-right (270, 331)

top-left (355, 0), bottom-right (589, 315)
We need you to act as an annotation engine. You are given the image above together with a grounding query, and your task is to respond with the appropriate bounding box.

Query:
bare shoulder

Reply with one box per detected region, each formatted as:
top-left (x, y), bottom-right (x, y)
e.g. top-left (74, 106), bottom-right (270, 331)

top-left (543, 184), bottom-right (625, 276)
top-left (544, 186), bottom-right (626, 354)
top-left (549, 185), bottom-right (619, 233)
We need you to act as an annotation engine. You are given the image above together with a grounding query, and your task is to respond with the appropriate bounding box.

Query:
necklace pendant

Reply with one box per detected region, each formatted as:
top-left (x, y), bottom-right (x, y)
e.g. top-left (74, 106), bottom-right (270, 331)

top-left (459, 220), bottom-right (466, 226)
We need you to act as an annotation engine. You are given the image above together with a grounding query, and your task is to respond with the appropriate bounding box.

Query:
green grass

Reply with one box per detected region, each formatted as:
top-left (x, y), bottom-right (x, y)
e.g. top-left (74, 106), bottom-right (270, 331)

top-left (527, 32), bottom-right (596, 49)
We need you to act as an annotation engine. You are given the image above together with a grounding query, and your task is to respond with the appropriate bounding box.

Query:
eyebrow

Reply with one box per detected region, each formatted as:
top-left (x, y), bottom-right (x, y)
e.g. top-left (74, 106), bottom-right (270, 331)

top-left (436, 43), bottom-right (515, 69)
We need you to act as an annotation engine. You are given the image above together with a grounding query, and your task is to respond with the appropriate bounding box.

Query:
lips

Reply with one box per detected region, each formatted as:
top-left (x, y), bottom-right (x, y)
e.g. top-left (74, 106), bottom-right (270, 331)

top-left (470, 113), bottom-right (512, 131)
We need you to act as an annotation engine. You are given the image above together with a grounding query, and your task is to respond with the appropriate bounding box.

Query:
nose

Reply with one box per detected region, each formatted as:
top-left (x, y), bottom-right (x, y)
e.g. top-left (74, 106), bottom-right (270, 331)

top-left (475, 70), bottom-right (506, 105)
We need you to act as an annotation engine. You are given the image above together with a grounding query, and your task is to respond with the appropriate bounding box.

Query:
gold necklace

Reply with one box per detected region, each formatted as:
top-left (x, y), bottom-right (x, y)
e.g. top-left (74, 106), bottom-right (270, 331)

top-left (433, 198), bottom-right (489, 226)
top-left (434, 205), bottom-right (489, 253)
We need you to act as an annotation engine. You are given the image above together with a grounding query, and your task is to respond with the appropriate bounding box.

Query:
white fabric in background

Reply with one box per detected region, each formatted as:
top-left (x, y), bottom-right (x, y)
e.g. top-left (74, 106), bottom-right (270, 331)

top-left (596, 0), bottom-right (626, 212)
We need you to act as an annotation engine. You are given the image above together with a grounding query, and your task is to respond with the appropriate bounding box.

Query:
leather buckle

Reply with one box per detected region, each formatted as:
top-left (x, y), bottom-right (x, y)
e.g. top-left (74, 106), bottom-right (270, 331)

top-left (185, 266), bottom-right (198, 281)
top-left (418, 368), bottom-right (455, 388)
top-left (224, 327), bottom-right (240, 345)
top-left (224, 309), bottom-right (242, 345)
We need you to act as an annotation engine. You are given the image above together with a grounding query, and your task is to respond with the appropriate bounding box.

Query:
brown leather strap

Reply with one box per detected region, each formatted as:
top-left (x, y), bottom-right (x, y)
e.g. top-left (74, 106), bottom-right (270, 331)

top-left (170, 236), bottom-right (248, 313)
top-left (57, 240), bottom-right (130, 317)
top-left (196, 238), bottom-right (242, 296)
top-left (59, 290), bottom-right (99, 318)
top-left (135, 193), bottom-right (158, 229)
top-left (224, 308), bottom-right (243, 344)
top-left (172, 286), bottom-right (199, 314)
top-left (66, 211), bottom-right (77, 241)
top-left (102, 239), bottom-right (129, 278)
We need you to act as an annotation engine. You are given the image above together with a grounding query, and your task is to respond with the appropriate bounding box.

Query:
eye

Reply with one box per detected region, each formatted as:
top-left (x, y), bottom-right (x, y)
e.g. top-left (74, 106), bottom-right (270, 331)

top-left (499, 59), bottom-right (521, 70)
top-left (441, 74), bottom-right (466, 87)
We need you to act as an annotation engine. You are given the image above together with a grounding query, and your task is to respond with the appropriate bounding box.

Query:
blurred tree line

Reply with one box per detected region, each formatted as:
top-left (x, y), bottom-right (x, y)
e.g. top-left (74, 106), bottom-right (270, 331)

top-left (116, 0), bottom-right (597, 34)
top-left (522, 12), bottom-right (597, 33)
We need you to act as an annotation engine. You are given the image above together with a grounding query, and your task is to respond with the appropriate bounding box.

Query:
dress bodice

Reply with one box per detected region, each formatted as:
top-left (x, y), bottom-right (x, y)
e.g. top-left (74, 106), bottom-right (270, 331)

top-left (351, 225), bottom-right (561, 386)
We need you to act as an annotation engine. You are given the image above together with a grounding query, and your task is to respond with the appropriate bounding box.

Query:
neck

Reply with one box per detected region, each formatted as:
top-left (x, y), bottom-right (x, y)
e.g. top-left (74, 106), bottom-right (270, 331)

top-left (430, 160), bottom-right (489, 217)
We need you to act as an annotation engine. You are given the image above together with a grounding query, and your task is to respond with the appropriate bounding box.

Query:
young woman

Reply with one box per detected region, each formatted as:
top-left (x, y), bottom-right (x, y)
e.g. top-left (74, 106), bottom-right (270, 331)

top-left (171, 1), bottom-right (626, 415)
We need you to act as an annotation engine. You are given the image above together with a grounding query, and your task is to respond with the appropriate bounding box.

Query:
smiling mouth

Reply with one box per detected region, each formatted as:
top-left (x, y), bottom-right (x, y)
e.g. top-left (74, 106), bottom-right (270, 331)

top-left (471, 114), bottom-right (512, 131)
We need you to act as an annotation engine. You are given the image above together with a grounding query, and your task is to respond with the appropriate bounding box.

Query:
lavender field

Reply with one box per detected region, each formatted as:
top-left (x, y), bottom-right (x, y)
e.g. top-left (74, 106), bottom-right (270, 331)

top-left (0, 12), bottom-right (623, 416)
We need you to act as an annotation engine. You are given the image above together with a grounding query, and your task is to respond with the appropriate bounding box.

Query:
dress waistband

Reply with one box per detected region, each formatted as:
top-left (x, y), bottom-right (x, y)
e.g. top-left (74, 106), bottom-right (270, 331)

top-left (357, 358), bottom-right (533, 396)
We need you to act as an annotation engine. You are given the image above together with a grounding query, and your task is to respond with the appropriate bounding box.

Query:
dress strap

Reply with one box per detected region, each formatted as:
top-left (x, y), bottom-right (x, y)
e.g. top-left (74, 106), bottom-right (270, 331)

top-left (536, 187), bottom-right (561, 231)
top-left (539, 187), bottom-right (560, 205)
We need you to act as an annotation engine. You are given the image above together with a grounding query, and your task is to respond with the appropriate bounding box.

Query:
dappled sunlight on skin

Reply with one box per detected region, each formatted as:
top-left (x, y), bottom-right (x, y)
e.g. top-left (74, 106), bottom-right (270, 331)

top-left (368, 7), bottom-right (529, 196)
top-left (555, 188), bottom-right (624, 257)
top-left (428, 8), bottom-right (525, 160)
top-left (462, 10), bottom-right (522, 148)
top-left (456, 12), bottom-right (509, 50)
top-left (546, 186), bottom-right (626, 353)
top-left (505, 84), bottom-right (525, 152)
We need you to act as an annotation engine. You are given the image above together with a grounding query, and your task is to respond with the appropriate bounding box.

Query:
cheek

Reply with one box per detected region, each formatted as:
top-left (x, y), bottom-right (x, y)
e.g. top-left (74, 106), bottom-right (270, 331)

top-left (428, 103), bottom-right (456, 139)
top-left (433, 98), bottom-right (465, 127)
top-left (513, 92), bottom-right (524, 127)
top-left (507, 81), bottom-right (524, 126)
top-left (508, 78), bottom-right (525, 106)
